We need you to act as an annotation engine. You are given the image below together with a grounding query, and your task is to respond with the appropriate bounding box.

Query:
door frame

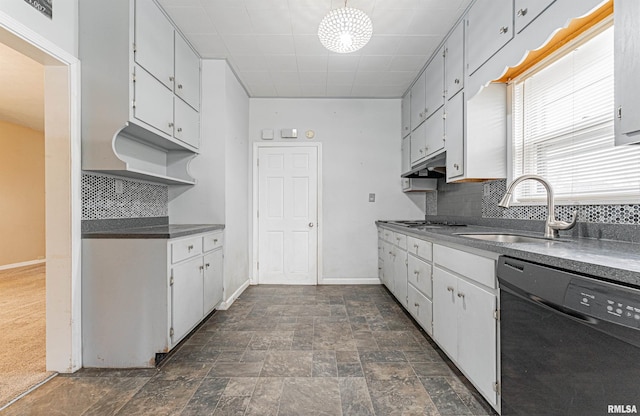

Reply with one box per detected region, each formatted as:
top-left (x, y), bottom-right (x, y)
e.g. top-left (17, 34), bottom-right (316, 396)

top-left (0, 13), bottom-right (82, 372)
top-left (251, 142), bottom-right (323, 285)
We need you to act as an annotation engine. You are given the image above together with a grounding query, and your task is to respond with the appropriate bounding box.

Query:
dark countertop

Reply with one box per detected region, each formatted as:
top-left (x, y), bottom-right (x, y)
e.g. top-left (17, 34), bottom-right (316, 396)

top-left (377, 220), bottom-right (640, 288)
top-left (82, 224), bottom-right (225, 239)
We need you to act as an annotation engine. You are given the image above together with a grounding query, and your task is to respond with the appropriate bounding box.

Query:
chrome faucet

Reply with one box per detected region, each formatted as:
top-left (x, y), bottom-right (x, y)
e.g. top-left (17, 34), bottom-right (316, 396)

top-left (498, 174), bottom-right (577, 239)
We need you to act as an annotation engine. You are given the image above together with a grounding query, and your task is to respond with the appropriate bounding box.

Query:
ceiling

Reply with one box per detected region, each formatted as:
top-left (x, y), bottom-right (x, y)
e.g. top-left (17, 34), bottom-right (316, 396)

top-left (157, 0), bottom-right (472, 98)
top-left (0, 42), bottom-right (44, 131)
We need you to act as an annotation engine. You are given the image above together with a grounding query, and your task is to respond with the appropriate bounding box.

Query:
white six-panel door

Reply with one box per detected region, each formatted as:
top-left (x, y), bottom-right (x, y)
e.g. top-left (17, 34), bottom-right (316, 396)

top-left (258, 146), bottom-right (318, 285)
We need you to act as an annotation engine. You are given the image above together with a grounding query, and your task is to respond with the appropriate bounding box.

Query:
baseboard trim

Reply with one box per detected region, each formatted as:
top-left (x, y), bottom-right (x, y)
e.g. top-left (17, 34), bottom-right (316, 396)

top-left (319, 277), bottom-right (382, 285)
top-left (0, 259), bottom-right (46, 271)
top-left (217, 279), bottom-right (250, 310)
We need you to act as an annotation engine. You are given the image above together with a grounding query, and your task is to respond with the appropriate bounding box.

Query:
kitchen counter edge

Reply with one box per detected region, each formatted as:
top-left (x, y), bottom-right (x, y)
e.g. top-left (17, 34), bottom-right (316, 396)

top-left (377, 221), bottom-right (640, 288)
top-left (82, 224), bottom-right (225, 239)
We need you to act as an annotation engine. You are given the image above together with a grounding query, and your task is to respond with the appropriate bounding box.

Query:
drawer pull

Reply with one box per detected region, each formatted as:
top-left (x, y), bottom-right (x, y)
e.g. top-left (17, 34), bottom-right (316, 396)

top-left (457, 292), bottom-right (465, 299)
top-left (414, 302), bottom-right (420, 307)
top-left (499, 26), bottom-right (509, 34)
top-left (213, 239), bottom-right (218, 243)
top-left (188, 244), bottom-right (194, 251)
top-left (205, 263), bottom-right (211, 269)
top-left (199, 265), bottom-right (204, 271)
top-left (413, 244), bottom-right (419, 248)
top-left (447, 286), bottom-right (454, 292)
top-left (517, 8), bottom-right (528, 17)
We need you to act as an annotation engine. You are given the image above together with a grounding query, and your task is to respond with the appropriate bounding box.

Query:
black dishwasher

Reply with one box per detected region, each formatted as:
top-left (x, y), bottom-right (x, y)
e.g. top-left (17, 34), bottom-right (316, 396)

top-left (497, 256), bottom-right (640, 416)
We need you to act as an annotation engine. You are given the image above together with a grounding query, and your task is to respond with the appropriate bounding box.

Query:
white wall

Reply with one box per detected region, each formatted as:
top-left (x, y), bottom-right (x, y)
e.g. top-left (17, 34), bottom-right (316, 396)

top-left (169, 59), bottom-right (250, 304)
top-left (249, 99), bottom-right (425, 284)
top-left (0, 1), bottom-right (77, 57)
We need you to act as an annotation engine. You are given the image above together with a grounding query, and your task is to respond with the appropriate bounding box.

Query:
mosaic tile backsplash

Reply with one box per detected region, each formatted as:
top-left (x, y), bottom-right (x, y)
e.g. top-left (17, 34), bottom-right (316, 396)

top-left (82, 173), bottom-right (168, 220)
top-left (482, 179), bottom-right (640, 225)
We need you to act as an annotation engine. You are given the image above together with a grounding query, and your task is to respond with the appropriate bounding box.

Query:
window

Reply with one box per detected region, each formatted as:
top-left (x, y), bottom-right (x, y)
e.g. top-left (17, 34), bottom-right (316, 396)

top-left (511, 23), bottom-right (640, 204)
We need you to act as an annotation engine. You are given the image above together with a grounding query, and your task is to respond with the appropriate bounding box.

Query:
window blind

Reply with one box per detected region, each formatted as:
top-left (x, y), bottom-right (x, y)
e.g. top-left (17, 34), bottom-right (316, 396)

top-left (512, 26), bottom-right (640, 204)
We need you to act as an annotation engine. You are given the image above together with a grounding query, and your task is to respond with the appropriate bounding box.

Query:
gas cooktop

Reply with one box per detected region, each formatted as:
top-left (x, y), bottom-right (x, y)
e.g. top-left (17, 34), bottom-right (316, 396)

top-left (384, 220), bottom-right (467, 228)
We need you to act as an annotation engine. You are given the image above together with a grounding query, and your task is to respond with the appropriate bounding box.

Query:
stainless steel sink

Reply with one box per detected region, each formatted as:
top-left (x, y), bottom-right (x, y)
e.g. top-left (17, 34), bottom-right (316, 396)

top-left (455, 233), bottom-right (559, 243)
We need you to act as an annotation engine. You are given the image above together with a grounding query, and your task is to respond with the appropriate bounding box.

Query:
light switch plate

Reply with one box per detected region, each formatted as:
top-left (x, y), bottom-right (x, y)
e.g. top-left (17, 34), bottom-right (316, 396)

top-left (369, 193), bottom-right (375, 202)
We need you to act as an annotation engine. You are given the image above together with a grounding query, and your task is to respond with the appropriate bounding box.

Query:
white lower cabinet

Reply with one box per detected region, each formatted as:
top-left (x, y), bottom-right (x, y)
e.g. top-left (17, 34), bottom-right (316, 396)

top-left (393, 247), bottom-right (408, 308)
top-left (432, 244), bottom-right (499, 409)
top-left (407, 285), bottom-right (433, 335)
top-left (83, 229), bottom-right (224, 368)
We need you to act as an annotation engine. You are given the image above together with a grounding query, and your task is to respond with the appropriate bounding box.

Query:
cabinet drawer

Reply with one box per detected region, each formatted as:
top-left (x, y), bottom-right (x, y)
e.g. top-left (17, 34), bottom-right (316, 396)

top-left (408, 254), bottom-right (432, 298)
top-left (408, 284), bottom-right (433, 335)
top-left (382, 229), bottom-right (394, 242)
top-left (203, 232), bottom-right (223, 252)
top-left (407, 236), bottom-right (432, 261)
top-left (393, 232), bottom-right (407, 250)
top-left (171, 236), bottom-right (202, 264)
top-left (433, 244), bottom-right (496, 288)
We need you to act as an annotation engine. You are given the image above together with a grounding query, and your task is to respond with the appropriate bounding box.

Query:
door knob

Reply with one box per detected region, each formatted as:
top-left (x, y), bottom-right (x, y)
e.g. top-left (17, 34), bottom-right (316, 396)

top-left (309, 222), bottom-right (314, 227)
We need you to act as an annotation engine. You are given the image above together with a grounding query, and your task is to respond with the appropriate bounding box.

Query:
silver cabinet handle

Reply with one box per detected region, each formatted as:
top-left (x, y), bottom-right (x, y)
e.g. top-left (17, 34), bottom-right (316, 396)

top-left (413, 244), bottom-right (419, 249)
top-left (454, 78), bottom-right (460, 84)
top-left (177, 127), bottom-right (183, 132)
top-left (447, 286), bottom-right (454, 292)
top-left (169, 76), bottom-right (175, 82)
top-left (187, 244), bottom-right (194, 251)
top-left (454, 163), bottom-right (459, 170)
top-left (414, 302), bottom-right (420, 307)
top-left (213, 239), bottom-right (218, 243)
top-left (517, 8), bottom-right (528, 17)
top-left (414, 270), bottom-right (419, 275)
top-left (457, 292), bottom-right (465, 299)
top-left (199, 265), bottom-right (204, 271)
top-left (499, 26), bottom-right (509, 34)
top-left (205, 263), bottom-right (210, 269)
top-left (169, 122), bottom-right (174, 128)
top-left (309, 222), bottom-right (314, 227)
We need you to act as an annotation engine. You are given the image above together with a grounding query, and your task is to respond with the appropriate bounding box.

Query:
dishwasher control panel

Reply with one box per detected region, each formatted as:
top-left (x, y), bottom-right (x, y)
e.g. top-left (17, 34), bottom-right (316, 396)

top-left (565, 279), bottom-right (640, 329)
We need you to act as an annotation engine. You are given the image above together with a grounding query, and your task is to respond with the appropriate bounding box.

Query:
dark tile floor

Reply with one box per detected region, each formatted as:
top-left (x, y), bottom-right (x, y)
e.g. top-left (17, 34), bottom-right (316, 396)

top-left (3, 285), bottom-right (498, 415)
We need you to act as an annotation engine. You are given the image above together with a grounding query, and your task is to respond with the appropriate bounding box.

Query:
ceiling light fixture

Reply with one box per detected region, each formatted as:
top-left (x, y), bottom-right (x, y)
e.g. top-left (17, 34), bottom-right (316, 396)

top-left (318, 1), bottom-right (373, 54)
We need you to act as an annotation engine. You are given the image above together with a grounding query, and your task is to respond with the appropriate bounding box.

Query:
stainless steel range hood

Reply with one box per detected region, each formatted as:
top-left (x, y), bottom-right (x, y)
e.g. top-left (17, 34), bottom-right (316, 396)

top-left (401, 152), bottom-right (446, 178)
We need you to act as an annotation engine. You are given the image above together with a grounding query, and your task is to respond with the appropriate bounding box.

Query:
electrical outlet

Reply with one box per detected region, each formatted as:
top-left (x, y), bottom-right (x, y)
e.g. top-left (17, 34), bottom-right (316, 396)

top-left (115, 179), bottom-right (124, 194)
top-left (369, 193), bottom-right (375, 202)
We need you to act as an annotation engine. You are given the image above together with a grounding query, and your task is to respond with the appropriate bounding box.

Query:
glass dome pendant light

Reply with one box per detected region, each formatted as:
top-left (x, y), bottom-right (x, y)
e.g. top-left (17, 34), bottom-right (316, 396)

top-left (318, 0), bottom-right (373, 54)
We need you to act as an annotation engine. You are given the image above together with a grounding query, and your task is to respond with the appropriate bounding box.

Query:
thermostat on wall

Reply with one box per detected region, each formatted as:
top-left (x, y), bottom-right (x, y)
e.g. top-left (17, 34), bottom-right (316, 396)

top-left (281, 128), bottom-right (297, 138)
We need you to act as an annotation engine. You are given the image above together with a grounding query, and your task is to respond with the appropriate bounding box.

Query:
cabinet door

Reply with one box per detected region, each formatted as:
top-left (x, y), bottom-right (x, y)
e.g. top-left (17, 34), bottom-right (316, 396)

top-left (466, 0), bottom-right (514, 75)
top-left (408, 254), bottom-right (432, 299)
top-left (445, 91), bottom-right (464, 181)
top-left (424, 48), bottom-right (445, 120)
top-left (410, 71), bottom-right (427, 130)
top-left (134, 66), bottom-right (174, 136)
top-left (408, 284), bottom-right (433, 335)
top-left (401, 135), bottom-right (411, 175)
top-left (171, 257), bottom-right (204, 344)
top-left (174, 34), bottom-right (200, 111)
top-left (514, 0), bottom-right (556, 34)
top-left (445, 22), bottom-right (464, 100)
top-left (410, 120), bottom-right (427, 166)
top-left (457, 278), bottom-right (498, 407)
top-left (174, 97), bottom-right (200, 149)
top-left (135, 0), bottom-right (175, 89)
top-left (203, 249), bottom-right (223, 314)
top-left (393, 250), bottom-right (408, 307)
top-left (615, 0), bottom-right (640, 144)
top-left (401, 94), bottom-right (411, 137)
top-left (382, 242), bottom-right (395, 292)
top-left (432, 267), bottom-right (458, 359)
top-left (424, 107), bottom-right (445, 158)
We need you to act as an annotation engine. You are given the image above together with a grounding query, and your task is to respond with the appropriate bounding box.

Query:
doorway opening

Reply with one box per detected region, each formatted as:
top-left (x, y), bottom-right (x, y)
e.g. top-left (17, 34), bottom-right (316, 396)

top-left (0, 13), bottom-right (81, 410)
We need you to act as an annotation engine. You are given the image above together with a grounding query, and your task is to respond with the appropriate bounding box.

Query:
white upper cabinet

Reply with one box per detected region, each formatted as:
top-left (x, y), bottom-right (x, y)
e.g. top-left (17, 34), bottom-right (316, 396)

top-left (401, 93), bottom-right (411, 137)
top-left (410, 71), bottom-right (427, 130)
top-left (514, 0), bottom-right (556, 34)
top-left (615, 0), bottom-right (640, 145)
top-left (410, 117), bottom-right (427, 166)
top-left (135, 0), bottom-right (175, 89)
top-left (445, 91), bottom-right (464, 181)
top-left (445, 21), bottom-right (465, 100)
top-left (80, 0), bottom-right (201, 185)
top-left (466, 0), bottom-right (514, 75)
top-left (424, 47), bottom-right (445, 120)
top-left (401, 135), bottom-right (411, 175)
top-left (133, 65), bottom-right (174, 137)
top-left (425, 107), bottom-right (445, 159)
top-left (175, 33), bottom-right (201, 111)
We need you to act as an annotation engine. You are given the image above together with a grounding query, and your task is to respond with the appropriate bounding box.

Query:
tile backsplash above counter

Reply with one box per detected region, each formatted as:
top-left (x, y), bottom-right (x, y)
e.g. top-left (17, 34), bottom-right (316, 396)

top-left (428, 178), bottom-right (640, 244)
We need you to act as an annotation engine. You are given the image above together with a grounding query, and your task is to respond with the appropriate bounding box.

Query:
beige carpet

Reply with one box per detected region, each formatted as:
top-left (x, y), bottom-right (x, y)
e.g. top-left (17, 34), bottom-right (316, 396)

top-left (0, 264), bottom-right (53, 407)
